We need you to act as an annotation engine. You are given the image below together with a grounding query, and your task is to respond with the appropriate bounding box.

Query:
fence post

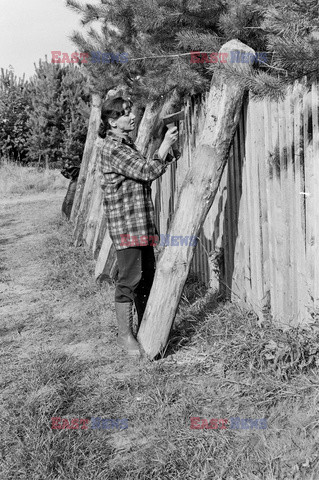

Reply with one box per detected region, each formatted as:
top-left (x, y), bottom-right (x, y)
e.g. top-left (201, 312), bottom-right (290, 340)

top-left (138, 39), bottom-right (255, 359)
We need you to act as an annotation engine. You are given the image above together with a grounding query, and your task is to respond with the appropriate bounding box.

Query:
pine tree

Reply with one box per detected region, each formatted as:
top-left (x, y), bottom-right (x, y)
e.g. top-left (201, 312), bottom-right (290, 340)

top-left (0, 68), bottom-right (31, 162)
top-left (27, 60), bottom-right (90, 167)
top-left (60, 66), bottom-right (91, 166)
top-left (27, 60), bottom-right (66, 166)
top-left (66, 0), bottom-right (319, 103)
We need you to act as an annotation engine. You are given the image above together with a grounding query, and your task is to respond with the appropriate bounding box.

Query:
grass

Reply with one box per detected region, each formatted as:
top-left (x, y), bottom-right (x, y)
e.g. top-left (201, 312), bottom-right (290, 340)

top-left (0, 160), bottom-right (68, 197)
top-left (1, 198), bottom-right (319, 479)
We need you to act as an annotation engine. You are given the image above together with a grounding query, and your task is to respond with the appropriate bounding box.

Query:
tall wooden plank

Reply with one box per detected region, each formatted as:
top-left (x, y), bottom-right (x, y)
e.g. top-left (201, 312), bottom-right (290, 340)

top-left (284, 90), bottom-right (298, 324)
top-left (303, 86), bottom-right (315, 317)
top-left (231, 115), bottom-right (246, 301)
top-left (95, 231), bottom-right (116, 282)
top-left (263, 99), bottom-right (277, 321)
top-left (224, 145), bottom-right (234, 297)
top-left (228, 144), bottom-right (237, 283)
top-left (249, 101), bottom-right (265, 320)
top-left (241, 101), bottom-right (253, 305)
top-left (269, 99), bottom-right (284, 323)
top-left (292, 82), bottom-right (308, 322)
top-left (244, 99), bottom-right (263, 315)
top-left (254, 99), bottom-right (270, 320)
top-left (311, 80), bottom-right (319, 310)
top-left (92, 211), bottom-right (107, 260)
top-left (71, 94), bottom-right (102, 223)
top-left (73, 137), bottom-right (102, 246)
top-left (84, 177), bottom-right (103, 248)
top-left (138, 40), bottom-right (256, 359)
top-left (278, 94), bottom-right (291, 323)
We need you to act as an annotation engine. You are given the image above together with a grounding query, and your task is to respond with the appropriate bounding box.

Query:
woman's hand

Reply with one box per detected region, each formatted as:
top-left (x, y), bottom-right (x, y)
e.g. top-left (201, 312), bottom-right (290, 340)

top-left (163, 126), bottom-right (178, 147)
top-left (157, 127), bottom-right (179, 161)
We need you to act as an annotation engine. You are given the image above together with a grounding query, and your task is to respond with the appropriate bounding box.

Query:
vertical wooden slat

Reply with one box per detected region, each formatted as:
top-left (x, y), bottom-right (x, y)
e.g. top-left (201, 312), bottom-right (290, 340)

top-left (228, 144), bottom-right (237, 279)
top-left (242, 100), bottom-right (254, 306)
top-left (303, 85), bottom-right (314, 317)
top-left (231, 113), bottom-right (246, 301)
top-left (244, 101), bottom-right (263, 318)
top-left (84, 173), bottom-right (103, 248)
top-left (272, 98), bottom-right (287, 322)
top-left (263, 99), bottom-right (277, 321)
top-left (312, 80), bottom-right (319, 311)
top-left (255, 99), bottom-right (270, 320)
top-left (277, 93), bottom-right (291, 323)
top-left (224, 146), bottom-right (233, 297)
top-left (284, 90), bottom-right (297, 324)
top-left (292, 82), bottom-right (308, 322)
top-left (252, 101), bottom-right (266, 319)
top-left (92, 212), bottom-right (107, 260)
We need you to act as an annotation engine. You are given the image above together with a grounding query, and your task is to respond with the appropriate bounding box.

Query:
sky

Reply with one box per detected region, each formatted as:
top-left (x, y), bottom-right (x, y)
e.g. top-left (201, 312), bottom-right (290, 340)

top-left (0, 0), bottom-right (98, 79)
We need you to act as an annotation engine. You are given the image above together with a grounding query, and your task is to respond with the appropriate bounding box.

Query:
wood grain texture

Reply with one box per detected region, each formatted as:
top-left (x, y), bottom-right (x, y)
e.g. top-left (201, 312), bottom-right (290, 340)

top-left (138, 39), bottom-right (255, 359)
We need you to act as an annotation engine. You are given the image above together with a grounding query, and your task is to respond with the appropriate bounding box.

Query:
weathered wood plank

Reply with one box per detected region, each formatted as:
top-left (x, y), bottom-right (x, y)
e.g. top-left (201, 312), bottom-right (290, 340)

top-left (70, 94), bottom-right (102, 223)
top-left (253, 99), bottom-right (269, 321)
top-left (249, 101), bottom-right (264, 319)
top-left (263, 98), bottom-right (277, 322)
top-left (138, 39), bottom-right (255, 359)
top-left (292, 82), bottom-right (308, 323)
top-left (284, 90), bottom-right (297, 323)
top-left (73, 138), bottom-right (102, 246)
top-left (303, 86), bottom-right (315, 317)
top-left (311, 80), bottom-right (319, 311)
top-left (277, 94), bottom-right (291, 323)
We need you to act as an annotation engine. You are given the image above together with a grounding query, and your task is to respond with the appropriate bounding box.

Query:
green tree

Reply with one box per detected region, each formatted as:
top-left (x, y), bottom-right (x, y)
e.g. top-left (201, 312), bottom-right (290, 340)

top-left (60, 66), bottom-right (91, 166)
top-left (27, 60), bottom-right (90, 167)
top-left (66, 0), bottom-right (319, 104)
top-left (0, 68), bottom-right (31, 162)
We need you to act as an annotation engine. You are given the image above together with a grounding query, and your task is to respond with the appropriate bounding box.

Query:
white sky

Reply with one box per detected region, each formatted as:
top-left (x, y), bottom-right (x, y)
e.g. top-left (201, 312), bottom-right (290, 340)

top-left (0, 0), bottom-right (99, 79)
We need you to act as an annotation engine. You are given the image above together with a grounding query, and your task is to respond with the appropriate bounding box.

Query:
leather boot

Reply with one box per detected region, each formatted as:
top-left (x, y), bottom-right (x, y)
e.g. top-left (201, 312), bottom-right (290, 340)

top-left (115, 302), bottom-right (140, 356)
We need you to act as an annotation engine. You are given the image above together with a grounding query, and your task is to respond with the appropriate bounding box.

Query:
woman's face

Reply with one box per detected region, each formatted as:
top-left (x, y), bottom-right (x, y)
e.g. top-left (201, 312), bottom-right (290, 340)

top-left (112, 102), bottom-right (135, 132)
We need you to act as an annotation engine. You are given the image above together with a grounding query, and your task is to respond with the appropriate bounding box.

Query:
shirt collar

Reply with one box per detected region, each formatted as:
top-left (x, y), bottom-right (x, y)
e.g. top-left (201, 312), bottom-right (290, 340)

top-left (106, 130), bottom-right (135, 147)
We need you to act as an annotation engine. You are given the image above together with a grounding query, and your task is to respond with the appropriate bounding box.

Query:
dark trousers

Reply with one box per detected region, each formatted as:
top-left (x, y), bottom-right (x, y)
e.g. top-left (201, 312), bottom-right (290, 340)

top-left (115, 246), bottom-right (155, 304)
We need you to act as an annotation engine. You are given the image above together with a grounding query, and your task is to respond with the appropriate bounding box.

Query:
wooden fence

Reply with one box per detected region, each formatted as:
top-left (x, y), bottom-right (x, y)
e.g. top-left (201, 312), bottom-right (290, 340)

top-left (71, 79), bottom-right (319, 328)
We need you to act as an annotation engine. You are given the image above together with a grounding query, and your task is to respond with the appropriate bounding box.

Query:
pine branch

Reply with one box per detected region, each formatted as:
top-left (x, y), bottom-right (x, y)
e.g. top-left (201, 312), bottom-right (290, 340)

top-left (210, 62), bottom-right (287, 100)
top-left (176, 30), bottom-right (222, 51)
top-left (65, 0), bottom-right (85, 15)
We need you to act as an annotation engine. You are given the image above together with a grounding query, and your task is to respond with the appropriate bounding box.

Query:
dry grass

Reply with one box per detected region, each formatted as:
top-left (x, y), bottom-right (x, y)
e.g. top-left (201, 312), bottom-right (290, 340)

top-left (1, 195), bottom-right (319, 479)
top-left (0, 160), bottom-right (68, 197)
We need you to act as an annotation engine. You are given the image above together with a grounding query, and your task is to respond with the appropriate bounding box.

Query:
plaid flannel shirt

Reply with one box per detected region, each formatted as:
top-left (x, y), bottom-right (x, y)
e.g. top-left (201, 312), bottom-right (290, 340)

top-left (98, 131), bottom-right (176, 250)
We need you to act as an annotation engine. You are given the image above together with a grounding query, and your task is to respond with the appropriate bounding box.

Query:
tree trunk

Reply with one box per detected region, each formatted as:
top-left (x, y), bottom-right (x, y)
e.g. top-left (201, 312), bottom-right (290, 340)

top-left (95, 231), bottom-right (117, 283)
top-left (137, 39), bottom-right (255, 359)
top-left (70, 93), bottom-right (102, 223)
top-left (73, 137), bottom-right (103, 246)
top-left (62, 179), bottom-right (78, 220)
top-left (83, 168), bottom-right (104, 248)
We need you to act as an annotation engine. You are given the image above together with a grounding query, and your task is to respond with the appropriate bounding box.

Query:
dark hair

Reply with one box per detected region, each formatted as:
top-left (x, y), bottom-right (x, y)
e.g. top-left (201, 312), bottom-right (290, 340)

top-left (98, 96), bottom-right (133, 138)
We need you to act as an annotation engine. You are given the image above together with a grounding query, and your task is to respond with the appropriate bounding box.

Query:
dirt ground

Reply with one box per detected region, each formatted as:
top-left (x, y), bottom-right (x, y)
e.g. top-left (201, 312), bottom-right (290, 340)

top-left (0, 190), bottom-right (147, 381)
top-left (0, 192), bottom-right (68, 339)
top-left (1, 192), bottom-right (112, 361)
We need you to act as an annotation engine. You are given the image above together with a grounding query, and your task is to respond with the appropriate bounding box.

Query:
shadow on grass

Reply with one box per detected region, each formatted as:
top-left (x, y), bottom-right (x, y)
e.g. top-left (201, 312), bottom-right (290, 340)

top-left (163, 273), bottom-right (225, 358)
